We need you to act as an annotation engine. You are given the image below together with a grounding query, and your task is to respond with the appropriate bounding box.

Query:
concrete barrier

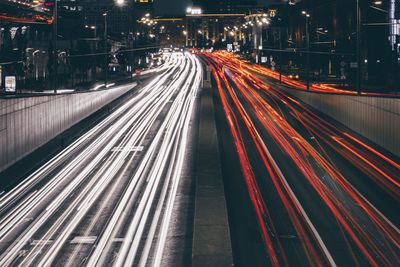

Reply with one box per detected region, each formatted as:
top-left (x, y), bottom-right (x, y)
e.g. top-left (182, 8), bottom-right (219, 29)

top-left (193, 86), bottom-right (233, 267)
top-left (0, 85), bottom-right (133, 172)
top-left (281, 88), bottom-right (400, 157)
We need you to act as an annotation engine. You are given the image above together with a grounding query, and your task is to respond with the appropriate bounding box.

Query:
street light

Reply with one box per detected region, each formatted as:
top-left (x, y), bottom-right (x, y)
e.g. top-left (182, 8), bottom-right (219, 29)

top-left (101, 0), bottom-right (125, 88)
top-left (115, 0), bottom-right (125, 6)
top-left (103, 12), bottom-right (108, 87)
top-left (302, 11), bottom-right (311, 90)
top-left (53, 0), bottom-right (58, 94)
top-left (356, 0), bottom-right (361, 93)
top-left (33, 50), bottom-right (40, 80)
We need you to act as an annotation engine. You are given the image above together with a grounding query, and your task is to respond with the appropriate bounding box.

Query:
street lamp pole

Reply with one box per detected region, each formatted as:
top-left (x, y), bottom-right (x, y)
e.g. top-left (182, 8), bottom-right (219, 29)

top-left (306, 15), bottom-right (310, 90)
top-left (53, 0), bottom-right (58, 93)
top-left (103, 12), bottom-right (108, 88)
top-left (302, 11), bottom-right (311, 90)
top-left (356, 0), bottom-right (361, 93)
top-left (185, 20), bottom-right (189, 47)
top-left (33, 50), bottom-right (40, 81)
top-left (100, 0), bottom-right (125, 88)
top-left (279, 28), bottom-right (283, 83)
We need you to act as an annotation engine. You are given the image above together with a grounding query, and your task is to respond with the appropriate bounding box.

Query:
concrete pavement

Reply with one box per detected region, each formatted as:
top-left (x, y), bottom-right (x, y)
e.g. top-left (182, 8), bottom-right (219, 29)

top-left (192, 84), bottom-right (234, 267)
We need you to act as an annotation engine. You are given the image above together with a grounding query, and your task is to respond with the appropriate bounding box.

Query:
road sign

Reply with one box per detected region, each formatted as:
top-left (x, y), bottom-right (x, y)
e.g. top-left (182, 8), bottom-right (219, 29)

top-left (261, 57), bottom-right (268, 63)
top-left (5, 76), bottom-right (16, 92)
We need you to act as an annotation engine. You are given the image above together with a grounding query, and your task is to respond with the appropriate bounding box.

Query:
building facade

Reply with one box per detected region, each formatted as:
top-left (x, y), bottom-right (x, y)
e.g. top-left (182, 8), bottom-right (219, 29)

top-left (192, 0), bottom-right (258, 13)
top-left (259, 0), bottom-right (400, 90)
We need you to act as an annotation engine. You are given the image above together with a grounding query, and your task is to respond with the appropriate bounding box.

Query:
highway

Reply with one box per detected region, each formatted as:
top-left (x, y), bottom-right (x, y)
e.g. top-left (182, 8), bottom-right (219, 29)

top-left (0, 52), bottom-right (202, 266)
top-left (202, 53), bottom-right (400, 267)
top-left (232, 53), bottom-right (399, 97)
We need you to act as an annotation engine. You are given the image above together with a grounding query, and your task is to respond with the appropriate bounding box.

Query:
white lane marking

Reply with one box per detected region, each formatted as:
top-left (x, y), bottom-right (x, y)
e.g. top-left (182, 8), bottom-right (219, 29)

top-left (111, 146), bottom-right (144, 152)
top-left (0, 53), bottom-right (197, 267)
top-left (70, 236), bottom-right (97, 244)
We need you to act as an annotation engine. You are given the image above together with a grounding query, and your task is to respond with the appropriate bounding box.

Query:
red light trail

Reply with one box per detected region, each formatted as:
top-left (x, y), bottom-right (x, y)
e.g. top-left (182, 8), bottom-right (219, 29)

top-left (201, 52), bottom-right (400, 266)
top-left (214, 52), bottom-right (399, 97)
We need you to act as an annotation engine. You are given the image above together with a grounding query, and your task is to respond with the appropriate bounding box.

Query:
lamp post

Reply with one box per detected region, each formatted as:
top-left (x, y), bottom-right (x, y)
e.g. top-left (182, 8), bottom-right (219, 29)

top-left (302, 11), bottom-right (311, 90)
top-left (53, 0), bottom-right (58, 93)
top-left (185, 20), bottom-right (189, 47)
top-left (33, 50), bottom-right (40, 81)
top-left (356, 0), bottom-right (361, 93)
top-left (91, 26), bottom-right (97, 38)
top-left (103, 12), bottom-right (108, 88)
top-left (102, 0), bottom-right (125, 88)
top-left (279, 28), bottom-right (283, 83)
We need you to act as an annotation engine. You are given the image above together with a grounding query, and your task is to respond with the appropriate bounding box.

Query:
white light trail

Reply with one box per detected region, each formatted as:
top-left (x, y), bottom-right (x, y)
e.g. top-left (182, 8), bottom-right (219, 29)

top-left (0, 52), bottom-right (203, 267)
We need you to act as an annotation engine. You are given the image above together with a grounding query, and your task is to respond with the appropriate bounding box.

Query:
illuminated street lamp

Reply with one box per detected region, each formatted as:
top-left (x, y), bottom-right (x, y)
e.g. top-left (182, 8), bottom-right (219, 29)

top-left (115, 0), bottom-right (125, 6)
top-left (302, 11), bottom-right (311, 90)
top-left (101, 0), bottom-right (125, 88)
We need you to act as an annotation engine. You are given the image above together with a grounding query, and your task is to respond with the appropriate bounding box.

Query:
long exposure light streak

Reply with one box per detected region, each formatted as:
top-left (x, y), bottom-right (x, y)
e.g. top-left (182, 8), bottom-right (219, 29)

top-left (0, 52), bottom-right (202, 266)
top-left (214, 52), bottom-right (399, 97)
top-left (202, 52), bottom-right (400, 266)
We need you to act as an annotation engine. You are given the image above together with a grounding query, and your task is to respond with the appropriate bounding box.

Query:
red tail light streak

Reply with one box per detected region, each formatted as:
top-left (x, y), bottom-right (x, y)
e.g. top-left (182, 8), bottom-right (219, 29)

top-left (201, 52), bottom-right (400, 266)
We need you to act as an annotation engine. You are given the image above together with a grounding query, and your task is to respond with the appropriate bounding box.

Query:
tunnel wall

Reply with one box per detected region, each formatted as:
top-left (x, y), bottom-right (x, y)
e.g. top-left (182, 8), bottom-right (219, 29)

top-left (0, 85), bottom-right (133, 173)
top-left (282, 88), bottom-right (400, 157)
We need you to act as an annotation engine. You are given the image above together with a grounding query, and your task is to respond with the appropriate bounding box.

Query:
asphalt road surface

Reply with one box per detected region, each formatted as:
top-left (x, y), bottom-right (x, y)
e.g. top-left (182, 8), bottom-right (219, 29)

top-left (0, 52), bottom-right (202, 267)
top-left (202, 52), bottom-right (400, 267)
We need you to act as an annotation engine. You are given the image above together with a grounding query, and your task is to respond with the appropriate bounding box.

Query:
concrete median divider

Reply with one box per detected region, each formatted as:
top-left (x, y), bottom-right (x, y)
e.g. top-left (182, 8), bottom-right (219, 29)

top-left (192, 84), bottom-right (234, 267)
top-left (0, 85), bottom-right (134, 173)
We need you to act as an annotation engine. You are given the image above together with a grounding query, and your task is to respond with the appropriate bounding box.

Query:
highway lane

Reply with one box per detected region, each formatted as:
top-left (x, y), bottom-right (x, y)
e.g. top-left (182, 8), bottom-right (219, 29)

top-left (202, 53), bottom-right (400, 267)
top-left (0, 52), bottom-right (202, 266)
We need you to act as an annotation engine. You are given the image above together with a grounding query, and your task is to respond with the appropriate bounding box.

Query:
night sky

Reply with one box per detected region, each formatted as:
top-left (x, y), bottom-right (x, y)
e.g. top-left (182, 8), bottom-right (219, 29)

top-left (155, 0), bottom-right (192, 16)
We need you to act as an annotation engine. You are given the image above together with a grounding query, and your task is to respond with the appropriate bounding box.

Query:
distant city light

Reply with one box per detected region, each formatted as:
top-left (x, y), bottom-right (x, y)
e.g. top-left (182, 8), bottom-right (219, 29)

top-left (187, 7), bottom-right (202, 15)
top-left (115, 0), bottom-right (125, 6)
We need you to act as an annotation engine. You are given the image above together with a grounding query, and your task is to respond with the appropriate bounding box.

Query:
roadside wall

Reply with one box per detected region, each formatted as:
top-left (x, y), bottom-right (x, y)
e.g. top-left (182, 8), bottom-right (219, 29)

top-left (0, 85), bottom-right (132, 172)
top-left (282, 88), bottom-right (400, 157)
